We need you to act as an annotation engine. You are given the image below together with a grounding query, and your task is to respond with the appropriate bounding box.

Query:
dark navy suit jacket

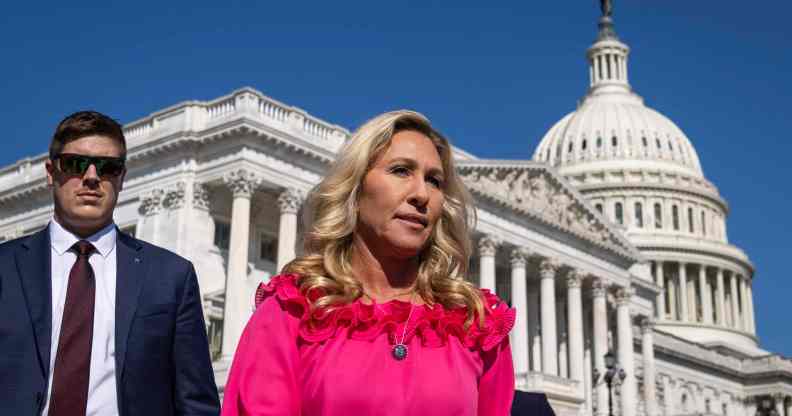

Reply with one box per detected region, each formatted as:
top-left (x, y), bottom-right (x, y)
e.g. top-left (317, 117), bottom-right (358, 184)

top-left (0, 227), bottom-right (220, 416)
top-left (512, 391), bottom-right (556, 416)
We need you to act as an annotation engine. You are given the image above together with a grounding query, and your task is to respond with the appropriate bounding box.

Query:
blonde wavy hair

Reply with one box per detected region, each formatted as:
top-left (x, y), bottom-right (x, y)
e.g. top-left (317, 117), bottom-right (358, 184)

top-left (283, 110), bottom-right (486, 327)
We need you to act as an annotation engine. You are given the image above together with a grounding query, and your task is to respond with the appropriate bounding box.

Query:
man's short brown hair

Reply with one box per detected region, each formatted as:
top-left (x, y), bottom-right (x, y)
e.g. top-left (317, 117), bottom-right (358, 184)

top-left (49, 111), bottom-right (127, 159)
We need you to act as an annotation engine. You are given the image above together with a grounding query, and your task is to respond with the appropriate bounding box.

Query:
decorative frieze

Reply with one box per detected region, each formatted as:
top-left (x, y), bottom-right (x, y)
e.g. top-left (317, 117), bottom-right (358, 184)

top-left (458, 166), bottom-right (630, 257)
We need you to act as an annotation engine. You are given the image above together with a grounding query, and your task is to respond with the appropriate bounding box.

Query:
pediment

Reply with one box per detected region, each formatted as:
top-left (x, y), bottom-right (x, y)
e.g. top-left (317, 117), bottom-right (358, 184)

top-left (456, 160), bottom-right (641, 261)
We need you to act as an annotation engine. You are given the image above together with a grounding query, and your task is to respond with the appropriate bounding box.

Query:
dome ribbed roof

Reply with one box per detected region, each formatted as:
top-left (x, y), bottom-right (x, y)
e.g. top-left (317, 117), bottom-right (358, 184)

top-left (534, 91), bottom-right (704, 178)
top-left (533, 13), bottom-right (704, 179)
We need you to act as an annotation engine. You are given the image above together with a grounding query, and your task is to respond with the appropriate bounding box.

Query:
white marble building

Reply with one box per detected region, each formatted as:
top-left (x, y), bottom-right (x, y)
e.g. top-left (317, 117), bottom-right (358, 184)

top-left (1, 10), bottom-right (791, 416)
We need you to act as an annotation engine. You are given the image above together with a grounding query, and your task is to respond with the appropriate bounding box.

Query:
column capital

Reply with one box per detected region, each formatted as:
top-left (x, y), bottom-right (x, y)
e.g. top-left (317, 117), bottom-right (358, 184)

top-left (509, 247), bottom-right (529, 267)
top-left (566, 269), bottom-right (586, 288)
top-left (139, 188), bottom-right (164, 216)
top-left (162, 181), bottom-right (187, 210)
top-left (615, 286), bottom-right (634, 306)
top-left (640, 316), bottom-right (655, 334)
top-left (277, 187), bottom-right (304, 214)
top-left (477, 235), bottom-right (500, 257)
top-left (539, 258), bottom-right (561, 279)
top-left (224, 168), bottom-right (261, 198)
top-left (193, 182), bottom-right (211, 211)
top-left (592, 277), bottom-right (609, 298)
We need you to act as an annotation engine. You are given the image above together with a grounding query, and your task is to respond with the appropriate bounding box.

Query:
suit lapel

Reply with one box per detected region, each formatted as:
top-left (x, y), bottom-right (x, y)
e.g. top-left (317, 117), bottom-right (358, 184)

top-left (15, 227), bottom-right (52, 379)
top-left (114, 230), bottom-right (145, 382)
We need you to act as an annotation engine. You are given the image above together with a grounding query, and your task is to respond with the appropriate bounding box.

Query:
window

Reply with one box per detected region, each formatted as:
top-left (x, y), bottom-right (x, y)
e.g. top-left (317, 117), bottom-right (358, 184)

top-left (642, 137), bottom-right (648, 147)
top-left (656, 138), bottom-right (662, 149)
top-left (582, 139), bottom-right (587, 150)
top-left (634, 202), bottom-right (643, 228)
top-left (688, 207), bottom-right (694, 233)
top-left (214, 220), bottom-right (231, 250)
top-left (568, 142), bottom-right (573, 153)
top-left (654, 203), bottom-right (663, 229)
top-left (611, 136), bottom-right (618, 147)
top-left (615, 202), bottom-right (624, 225)
top-left (668, 141), bottom-right (674, 151)
top-left (259, 233), bottom-right (278, 263)
top-left (596, 137), bottom-right (602, 148)
top-left (701, 211), bottom-right (707, 235)
top-left (595, 203), bottom-right (603, 213)
top-left (672, 205), bottom-right (680, 230)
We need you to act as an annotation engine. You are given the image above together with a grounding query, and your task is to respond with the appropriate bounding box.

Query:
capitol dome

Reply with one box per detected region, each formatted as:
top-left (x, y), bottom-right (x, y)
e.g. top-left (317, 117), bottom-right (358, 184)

top-left (532, 12), bottom-right (758, 352)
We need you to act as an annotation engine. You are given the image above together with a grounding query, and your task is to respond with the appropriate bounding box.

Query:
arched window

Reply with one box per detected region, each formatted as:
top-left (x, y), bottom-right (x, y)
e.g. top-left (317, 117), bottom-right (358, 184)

top-left (634, 202), bottom-right (643, 228)
top-left (612, 136), bottom-right (618, 147)
top-left (656, 138), bottom-right (662, 149)
top-left (654, 203), bottom-right (663, 229)
top-left (568, 142), bottom-right (573, 153)
top-left (596, 137), bottom-right (602, 148)
top-left (701, 211), bottom-right (707, 235)
top-left (615, 202), bottom-right (624, 225)
top-left (688, 207), bottom-right (694, 233)
top-left (672, 205), bottom-right (680, 230)
top-left (595, 203), bottom-right (603, 213)
top-left (668, 141), bottom-right (674, 151)
top-left (582, 139), bottom-right (588, 150)
top-left (642, 136), bottom-right (648, 147)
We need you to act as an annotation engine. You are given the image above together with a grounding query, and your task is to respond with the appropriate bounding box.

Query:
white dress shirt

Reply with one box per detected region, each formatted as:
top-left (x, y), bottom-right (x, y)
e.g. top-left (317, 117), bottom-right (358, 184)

top-left (43, 219), bottom-right (119, 416)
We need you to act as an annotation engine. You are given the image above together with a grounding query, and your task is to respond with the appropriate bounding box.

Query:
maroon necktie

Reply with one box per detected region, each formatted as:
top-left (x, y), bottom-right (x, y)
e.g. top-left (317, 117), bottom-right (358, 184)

top-left (50, 240), bottom-right (96, 416)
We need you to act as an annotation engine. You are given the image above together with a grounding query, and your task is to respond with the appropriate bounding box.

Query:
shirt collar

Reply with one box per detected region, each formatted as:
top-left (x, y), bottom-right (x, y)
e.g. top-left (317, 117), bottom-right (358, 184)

top-left (49, 218), bottom-right (117, 258)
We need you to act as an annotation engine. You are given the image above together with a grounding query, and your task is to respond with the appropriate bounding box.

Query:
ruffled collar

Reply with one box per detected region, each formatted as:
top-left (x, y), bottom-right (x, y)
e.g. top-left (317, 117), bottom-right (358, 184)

top-left (255, 274), bottom-right (515, 351)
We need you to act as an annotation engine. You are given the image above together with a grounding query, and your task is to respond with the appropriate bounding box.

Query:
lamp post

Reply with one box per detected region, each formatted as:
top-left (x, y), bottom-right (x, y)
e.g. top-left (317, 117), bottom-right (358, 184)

top-left (593, 350), bottom-right (626, 416)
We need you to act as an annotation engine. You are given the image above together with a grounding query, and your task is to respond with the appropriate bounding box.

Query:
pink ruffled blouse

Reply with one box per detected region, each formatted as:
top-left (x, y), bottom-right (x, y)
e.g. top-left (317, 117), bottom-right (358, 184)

top-left (222, 274), bottom-right (516, 416)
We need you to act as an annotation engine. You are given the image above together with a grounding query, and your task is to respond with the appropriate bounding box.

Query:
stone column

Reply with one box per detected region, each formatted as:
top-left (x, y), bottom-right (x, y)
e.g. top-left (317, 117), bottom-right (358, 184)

top-left (641, 317), bottom-right (658, 416)
top-left (716, 268), bottom-right (726, 326)
top-left (745, 396), bottom-right (756, 416)
top-left (528, 283), bottom-right (542, 373)
top-left (655, 261), bottom-right (666, 320)
top-left (510, 248), bottom-right (530, 383)
top-left (616, 287), bottom-right (637, 416)
top-left (276, 188), bottom-right (302, 271)
top-left (478, 235), bottom-right (498, 292)
top-left (592, 278), bottom-right (609, 416)
top-left (729, 272), bottom-right (741, 329)
top-left (557, 296), bottom-right (568, 379)
top-left (774, 395), bottom-right (785, 416)
top-left (540, 259), bottom-right (559, 376)
top-left (699, 265), bottom-right (713, 324)
top-left (584, 340), bottom-right (593, 415)
top-left (678, 262), bottom-right (689, 322)
top-left (739, 276), bottom-right (750, 332)
top-left (747, 281), bottom-right (756, 334)
top-left (221, 169), bottom-right (261, 358)
top-left (567, 270), bottom-right (585, 387)
top-left (668, 273), bottom-right (677, 320)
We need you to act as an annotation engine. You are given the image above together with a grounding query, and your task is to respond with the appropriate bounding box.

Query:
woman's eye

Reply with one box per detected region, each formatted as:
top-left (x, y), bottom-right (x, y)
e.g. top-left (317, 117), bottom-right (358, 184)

top-left (427, 176), bottom-right (444, 188)
top-left (390, 166), bottom-right (410, 176)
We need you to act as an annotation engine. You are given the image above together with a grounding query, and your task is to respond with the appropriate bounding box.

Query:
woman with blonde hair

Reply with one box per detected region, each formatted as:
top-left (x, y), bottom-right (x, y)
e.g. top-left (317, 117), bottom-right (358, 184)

top-left (222, 110), bottom-right (516, 415)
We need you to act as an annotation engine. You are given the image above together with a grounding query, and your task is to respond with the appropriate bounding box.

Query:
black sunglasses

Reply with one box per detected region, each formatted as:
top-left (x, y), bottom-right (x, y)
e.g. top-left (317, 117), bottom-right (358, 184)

top-left (53, 153), bottom-right (126, 178)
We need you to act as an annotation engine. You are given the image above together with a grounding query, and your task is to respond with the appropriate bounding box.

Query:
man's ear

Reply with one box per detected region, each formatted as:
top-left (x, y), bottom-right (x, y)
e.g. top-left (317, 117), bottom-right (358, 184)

top-left (45, 160), bottom-right (55, 186)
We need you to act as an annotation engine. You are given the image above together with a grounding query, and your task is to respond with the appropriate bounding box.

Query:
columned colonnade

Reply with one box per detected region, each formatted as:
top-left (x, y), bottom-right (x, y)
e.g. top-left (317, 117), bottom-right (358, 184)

top-left (478, 235), bottom-right (656, 416)
top-left (652, 261), bottom-right (755, 334)
top-left (219, 168), bottom-right (305, 359)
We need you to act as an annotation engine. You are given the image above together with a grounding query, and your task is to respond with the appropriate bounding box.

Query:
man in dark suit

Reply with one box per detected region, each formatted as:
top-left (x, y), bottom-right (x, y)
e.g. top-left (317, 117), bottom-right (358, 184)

top-left (0, 111), bottom-right (220, 415)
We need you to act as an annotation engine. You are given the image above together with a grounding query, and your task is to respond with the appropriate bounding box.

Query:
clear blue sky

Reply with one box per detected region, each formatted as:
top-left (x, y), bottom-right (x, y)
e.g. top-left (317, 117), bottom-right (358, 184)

top-left (2, 1), bottom-right (790, 355)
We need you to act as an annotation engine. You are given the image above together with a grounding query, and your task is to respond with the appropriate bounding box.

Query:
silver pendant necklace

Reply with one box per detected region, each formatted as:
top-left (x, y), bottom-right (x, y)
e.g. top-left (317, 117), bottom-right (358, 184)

top-left (392, 291), bottom-right (417, 361)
